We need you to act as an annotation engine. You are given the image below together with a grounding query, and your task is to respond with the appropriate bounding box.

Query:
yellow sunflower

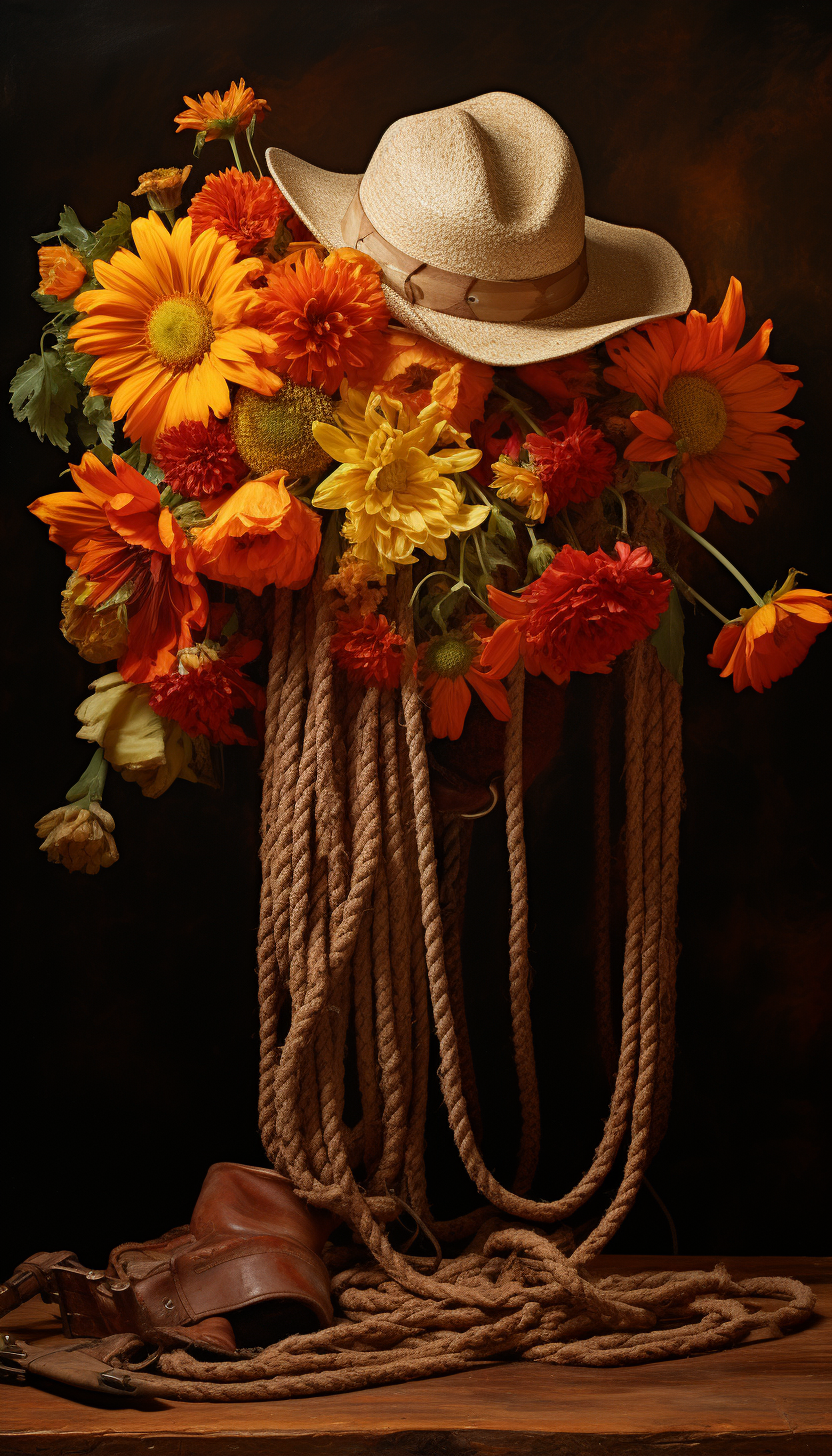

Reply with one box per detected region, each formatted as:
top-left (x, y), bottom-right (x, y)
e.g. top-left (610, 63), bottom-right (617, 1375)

top-left (311, 387), bottom-right (487, 574)
top-left (69, 213), bottom-right (281, 451)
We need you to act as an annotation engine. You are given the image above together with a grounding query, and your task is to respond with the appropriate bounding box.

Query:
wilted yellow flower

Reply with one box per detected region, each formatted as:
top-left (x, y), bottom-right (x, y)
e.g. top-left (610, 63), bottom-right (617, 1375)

top-left (491, 458), bottom-right (549, 523)
top-left (35, 801), bottom-right (118, 874)
top-left (132, 165), bottom-right (193, 212)
top-left (324, 550), bottom-right (386, 616)
top-left (75, 671), bottom-right (198, 798)
top-left (61, 572), bottom-right (129, 664)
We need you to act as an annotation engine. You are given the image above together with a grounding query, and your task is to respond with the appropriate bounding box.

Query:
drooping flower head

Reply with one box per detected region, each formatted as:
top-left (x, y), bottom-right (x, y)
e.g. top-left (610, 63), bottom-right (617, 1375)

top-left (68, 212), bottom-right (281, 451)
top-left (35, 801), bottom-right (118, 874)
top-left (37, 243), bottom-right (86, 300)
top-left (324, 551), bottom-right (387, 616)
top-left (254, 248), bottom-right (390, 393)
top-left (61, 571), bottom-right (129, 664)
top-left (30, 451), bottom-right (207, 682)
top-left (75, 671), bottom-right (198, 797)
top-left (369, 330), bottom-right (493, 438)
top-left (330, 613), bottom-right (406, 693)
top-left (604, 278), bottom-right (802, 532)
top-left (192, 472), bottom-right (321, 594)
top-left (523, 397), bottom-right (617, 516)
top-left (490, 459), bottom-right (549, 522)
top-left (311, 386), bottom-right (487, 574)
top-left (416, 621), bottom-right (511, 741)
top-left (174, 79), bottom-right (270, 140)
top-left (149, 638), bottom-right (265, 745)
top-left (132, 166), bottom-right (193, 212)
top-left (154, 413), bottom-right (247, 500)
top-left (188, 169), bottom-right (291, 258)
top-left (481, 543), bottom-right (672, 684)
top-left (707, 571), bottom-right (831, 691)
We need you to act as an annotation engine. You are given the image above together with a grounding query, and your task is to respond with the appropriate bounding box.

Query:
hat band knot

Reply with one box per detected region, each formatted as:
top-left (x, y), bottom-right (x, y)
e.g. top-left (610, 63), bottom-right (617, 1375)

top-left (342, 190), bottom-right (589, 323)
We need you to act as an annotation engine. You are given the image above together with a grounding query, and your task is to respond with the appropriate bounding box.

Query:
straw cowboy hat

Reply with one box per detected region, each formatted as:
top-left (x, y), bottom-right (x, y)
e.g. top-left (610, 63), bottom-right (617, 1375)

top-left (266, 91), bottom-right (691, 367)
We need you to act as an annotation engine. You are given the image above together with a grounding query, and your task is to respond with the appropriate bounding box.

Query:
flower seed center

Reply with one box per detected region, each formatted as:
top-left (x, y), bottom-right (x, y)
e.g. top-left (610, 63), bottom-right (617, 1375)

top-left (147, 294), bottom-right (215, 371)
top-left (662, 373), bottom-right (728, 456)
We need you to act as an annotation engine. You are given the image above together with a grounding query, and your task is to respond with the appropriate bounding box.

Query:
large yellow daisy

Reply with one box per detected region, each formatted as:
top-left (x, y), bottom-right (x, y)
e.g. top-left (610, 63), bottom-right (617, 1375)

top-left (69, 212), bottom-right (281, 451)
top-left (311, 387), bottom-right (488, 574)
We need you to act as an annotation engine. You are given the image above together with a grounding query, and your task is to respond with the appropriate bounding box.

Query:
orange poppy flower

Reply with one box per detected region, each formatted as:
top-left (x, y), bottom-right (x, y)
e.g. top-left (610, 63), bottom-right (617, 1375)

top-left (37, 243), bottom-right (86, 300)
top-left (188, 168), bottom-right (291, 258)
top-left (192, 472), bottom-right (321, 594)
top-left (604, 278), bottom-right (802, 532)
top-left (416, 621), bottom-right (510, 741)
top-left (707, 573), bottom-right (831, 691)
top-left (174, 79), bottom-right (270, 140)
top-left (68, 213), bottom-right (281, 452)
top-left (253, 247), bottom-right (390, 394)
top-left (370, 330), bottom-right (493, 437)
top-left (29, 451), bottom-right (207, 683)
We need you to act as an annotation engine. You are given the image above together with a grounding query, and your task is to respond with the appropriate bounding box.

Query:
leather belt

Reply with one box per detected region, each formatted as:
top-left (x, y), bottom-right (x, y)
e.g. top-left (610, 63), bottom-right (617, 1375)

top-left (342, 189), bottom-right (589, 323)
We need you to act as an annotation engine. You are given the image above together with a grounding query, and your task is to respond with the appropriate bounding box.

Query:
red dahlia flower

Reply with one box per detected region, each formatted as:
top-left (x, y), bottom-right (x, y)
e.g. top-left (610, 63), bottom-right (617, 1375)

top-left (524, 397), bottom-right (617, 516)
top-left (330, 612), bottom-right (406, 692)
top-left (149, 638), bottom-right (265, 745)
top-left (481, 542), bottom-right (672, 684)
top-left (154, 413), bottom-right (248, 500)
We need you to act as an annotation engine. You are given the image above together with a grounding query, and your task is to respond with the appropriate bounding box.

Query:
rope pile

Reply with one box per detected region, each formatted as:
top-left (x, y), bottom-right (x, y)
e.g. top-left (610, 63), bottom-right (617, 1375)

top-left (113, 567), bottom-right (813, 1399)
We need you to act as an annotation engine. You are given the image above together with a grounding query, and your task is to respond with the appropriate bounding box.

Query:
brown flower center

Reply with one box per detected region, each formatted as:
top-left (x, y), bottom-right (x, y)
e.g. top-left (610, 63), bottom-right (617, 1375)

top-left (662, 373), bottom-right (728, 456)
top-left (425, 635), bottom-right (475, 679)
top-left (147, 294), bottom-right (215, 371)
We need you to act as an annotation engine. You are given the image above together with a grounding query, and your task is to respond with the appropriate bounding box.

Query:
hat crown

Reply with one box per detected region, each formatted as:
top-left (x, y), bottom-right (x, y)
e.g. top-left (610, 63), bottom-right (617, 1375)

top-left (359, 92), bottom-right (585, 282)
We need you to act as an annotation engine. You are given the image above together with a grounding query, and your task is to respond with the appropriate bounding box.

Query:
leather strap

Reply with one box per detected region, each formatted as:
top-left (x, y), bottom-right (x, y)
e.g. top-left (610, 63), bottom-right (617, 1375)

top-left (342, 189), bottom-right (589, 323)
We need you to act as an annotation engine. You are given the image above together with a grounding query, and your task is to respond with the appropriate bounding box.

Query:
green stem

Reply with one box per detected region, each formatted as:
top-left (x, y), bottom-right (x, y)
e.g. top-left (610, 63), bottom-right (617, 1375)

top-left (246, 126), bottom-right (263, 178)
top-left (608, 486), bottom-right (628, 536)
top-left (558, 509), bottom-right (581, 550)
top-left (492, 384), bottom-right (546, 436)
top-left (457, 533), bottom-right (469, 585)
top-left (164, 209), bottom-right (176, 229)
top-left (461, 473), bottom-right (528, 524)
top-left (683, 583), bottom-right (731, 625)
top-left (65, 746), bottom-right (108, 810)
top-left (660, 505), bottom-right (765, 607)
top-left (228, 134), bottom-right (244, 171)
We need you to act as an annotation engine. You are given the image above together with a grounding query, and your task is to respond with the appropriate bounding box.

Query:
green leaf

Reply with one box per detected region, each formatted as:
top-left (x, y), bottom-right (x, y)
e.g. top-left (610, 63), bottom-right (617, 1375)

top-left (487, 504), bottom-right (516, 543)
top-left (97, 578), bottom-right (135, 612)
top-left (635, 470), bottom-right (670, 507)
top-left (144, 458), bottom-right (166, 486)
top-left (10, 349), bottom-right (78, 452)
top-left (31, 287), bottom-right (83, 315)
top-left (120, 442), bottom-right (147, 472)
top-left (221, 610), bottom-right (239, 640)
top-left (33, 205), bottom-right (95, 252)
top-left (80, 393), bottom-right (115, 450)
top-left (430, 582), bottom-right (468, 632)
top-left (651, 586), bottom-right (684, 685)
top-left (86, 202), bottom-right (132, 263)
top-left (55, 336), bottom-right (94, 385)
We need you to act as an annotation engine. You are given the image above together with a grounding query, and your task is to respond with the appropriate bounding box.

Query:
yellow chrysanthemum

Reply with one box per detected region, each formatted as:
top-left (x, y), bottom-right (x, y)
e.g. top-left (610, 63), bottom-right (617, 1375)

top-left (311, 387), bottom-right (487, 574)
top-left (491, 459), bottom-right (549, 523)
top-left (68, 212), bottom-right (281, 451)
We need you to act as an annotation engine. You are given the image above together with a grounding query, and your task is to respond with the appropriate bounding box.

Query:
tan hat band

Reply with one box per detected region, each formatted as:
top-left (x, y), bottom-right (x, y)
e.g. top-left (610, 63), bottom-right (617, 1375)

top-left (342, 190), bottom-right (589, 323)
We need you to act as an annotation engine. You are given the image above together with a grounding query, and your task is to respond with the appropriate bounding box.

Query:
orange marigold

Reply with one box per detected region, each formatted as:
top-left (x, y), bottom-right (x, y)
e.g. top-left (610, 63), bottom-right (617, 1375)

top-left (174, 79), bottom-right (270, 140)
top-left (37, 243), bottom-right (86, 300)
top-left (416, 622), bottom-right (510, 741)
top-left (605, 278), bottom-right (802, 532)
top-left (707, 571), bottom-right (831, 691)
top-left (189, 168), bottom-right (291, 258)
top-left (330, 613), bottom-right (406, 692)
top-left (192, 472), bottom-right (321, 594)
top-left (253, 248), bottom-right (390, 393)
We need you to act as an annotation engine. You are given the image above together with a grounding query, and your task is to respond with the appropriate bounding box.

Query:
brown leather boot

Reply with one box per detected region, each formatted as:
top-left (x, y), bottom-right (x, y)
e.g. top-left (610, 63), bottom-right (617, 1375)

top-left (2, 1164), bottom-right (336, 1356)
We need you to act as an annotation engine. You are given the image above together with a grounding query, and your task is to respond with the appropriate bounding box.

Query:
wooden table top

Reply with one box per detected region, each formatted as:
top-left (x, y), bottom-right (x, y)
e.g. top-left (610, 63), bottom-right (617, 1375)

top-left (1, 1255), bottom-right (829, 1454)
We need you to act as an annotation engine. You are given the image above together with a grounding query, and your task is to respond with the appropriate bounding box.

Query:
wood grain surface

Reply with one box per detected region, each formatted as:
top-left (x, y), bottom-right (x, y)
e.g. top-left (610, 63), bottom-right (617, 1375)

top-left (1, 1255), bottom-right (828, 1454)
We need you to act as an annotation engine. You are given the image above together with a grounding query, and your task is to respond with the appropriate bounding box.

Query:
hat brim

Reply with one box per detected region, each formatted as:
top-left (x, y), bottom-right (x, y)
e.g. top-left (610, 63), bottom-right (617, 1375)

top-left (266, 146), bottom-right (692, 367)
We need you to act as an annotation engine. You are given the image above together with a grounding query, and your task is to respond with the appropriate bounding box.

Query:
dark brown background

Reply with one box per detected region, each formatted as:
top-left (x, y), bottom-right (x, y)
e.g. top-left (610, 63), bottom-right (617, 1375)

top-left (2, 0), bottom-right (830, 1269)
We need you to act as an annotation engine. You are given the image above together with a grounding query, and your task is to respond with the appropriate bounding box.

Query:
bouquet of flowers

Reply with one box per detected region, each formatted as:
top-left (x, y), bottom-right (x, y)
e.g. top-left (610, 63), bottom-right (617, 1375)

top-left (13, 78), bottom-right (829, 873)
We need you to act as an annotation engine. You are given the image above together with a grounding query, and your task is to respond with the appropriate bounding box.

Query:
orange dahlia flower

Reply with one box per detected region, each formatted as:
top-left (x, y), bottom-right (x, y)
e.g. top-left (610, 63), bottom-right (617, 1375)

top-left (370, 330), bottom-right (493, 437)
top-left (68, 213), bottom-right (280, 451)
top-left (174, 79), bottom-right (270, 140)
top-left (416, 622), bottom-right (510, 741)
top-left (192, 472), bottom-right (321, 594)
top-left (37, 243), bottom-right (87, 299)
top-left (707, 572), bottom-right (831, 691)
top-left (188, 168), bottom-right (291, 258)
top-left (330, 612), bottom-right (406, 692)
top-left (604, 278), bottom-right (802, 532)
top-left (253, 247), bottom-right (389, 394)
top-left (29, 451), bottom-right (207, 683)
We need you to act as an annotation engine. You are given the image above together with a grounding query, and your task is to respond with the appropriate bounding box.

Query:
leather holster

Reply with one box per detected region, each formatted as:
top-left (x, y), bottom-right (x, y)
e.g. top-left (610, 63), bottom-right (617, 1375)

top-left (5, 1163), bottom-right (335, 1356)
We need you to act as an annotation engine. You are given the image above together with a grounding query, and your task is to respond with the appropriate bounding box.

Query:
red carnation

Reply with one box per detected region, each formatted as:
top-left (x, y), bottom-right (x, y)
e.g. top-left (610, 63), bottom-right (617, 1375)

top-left (330, 613), bottom-right (406, 692)
top-left (154, 414), bottom-right (248, 500)
top-left (481, 542), bottom-right (672, 684)
top-left (525, 397), bottom-right (617, 515)
top-left (149, 638), bottom-right (265, 745)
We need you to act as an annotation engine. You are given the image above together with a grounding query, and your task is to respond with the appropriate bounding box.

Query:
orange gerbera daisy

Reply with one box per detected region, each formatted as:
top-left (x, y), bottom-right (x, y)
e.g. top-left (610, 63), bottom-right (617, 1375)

top-left (29, 451), bottom-right (207, 683)
top-left (416, 621), bottom-right (510, 741)
top-left (253, 248), bottom-right (390, 393)
top-left (68, 212), bottom-right (281, 451)
top-left (174, 79), bottom-right (270, 140)
top-left (188, 168), bottom-right (291, 258)
top-left (370, 330), bottom-right (493, 437)
top-left (192, 472), bottom-right (321, 594)
top-left (37, 243), bottom-right (87, 300)
top-left (707, 571), bottom-right (831, 692)
top-left (604, 278), bottom-right (802, 532)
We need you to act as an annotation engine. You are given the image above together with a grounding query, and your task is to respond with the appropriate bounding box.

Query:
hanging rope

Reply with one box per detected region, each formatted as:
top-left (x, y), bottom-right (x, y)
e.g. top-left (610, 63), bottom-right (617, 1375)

top-left (105, 565), bottom-right (813, 1399)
